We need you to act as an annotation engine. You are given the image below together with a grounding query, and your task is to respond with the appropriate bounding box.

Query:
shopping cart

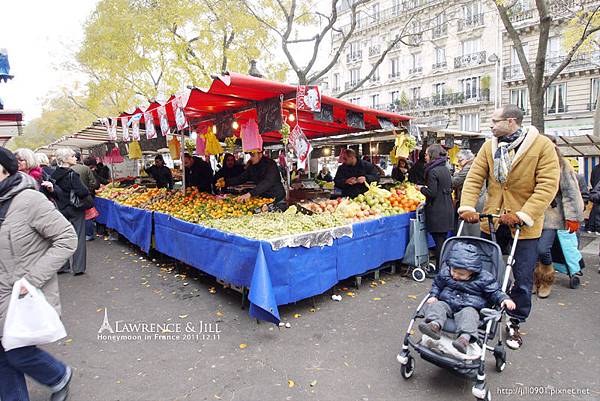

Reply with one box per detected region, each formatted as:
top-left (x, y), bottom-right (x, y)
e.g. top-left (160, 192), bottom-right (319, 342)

top-left (401, 204), bottom-right (436, 282)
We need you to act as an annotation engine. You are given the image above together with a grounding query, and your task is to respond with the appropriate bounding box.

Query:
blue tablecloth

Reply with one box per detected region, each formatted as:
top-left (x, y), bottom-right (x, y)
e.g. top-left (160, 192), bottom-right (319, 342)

top-left (153, 211), bottom-right (412, 324)
top-left (94, 198), bottom-right (153, 253)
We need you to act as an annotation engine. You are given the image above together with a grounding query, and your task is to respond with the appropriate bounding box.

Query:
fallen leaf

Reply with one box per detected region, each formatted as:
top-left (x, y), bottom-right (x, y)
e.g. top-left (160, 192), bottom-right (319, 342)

top-left (309, 308), bottom-right (316, 313)
top-left (209, 287), bottom-right (217, 294)
top-left (179, 314), bottom-right (188, 319)
top-left (346, 292), bottom-right (356, 297)
top-left (407, 295), bottom-right (417, 300)
top-left (216, 311), bottom-right (224, 317)
top-left (288, 379), bottom-right (295, 388)
top-left (293, 313), bottom-right (301, 318)
top-left (64, 339), bottom-right (73, 345)
top-left (310, 380), bottom-right (317, 387)
top-left (558, 302), bottom-right (566, 306)
top-left (239, 343), bottom-right (248, 349)
top-left (372, 297), bottom-right (381, 301)
top-left (96, 308), bottom-right (103, 312)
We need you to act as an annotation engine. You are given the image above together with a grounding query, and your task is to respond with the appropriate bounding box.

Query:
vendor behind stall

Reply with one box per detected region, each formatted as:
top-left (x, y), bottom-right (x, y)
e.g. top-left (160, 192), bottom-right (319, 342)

top-left (217, 150), bottom-right (286, 203)
top-left (145, 154), bottom-right (173, 189)
top-left (214, 153), bottom-right (244, 183)
top-left (334, 149), bottom-right (380, 198)
top-left (316, 166), bottom-right (333, 182)
top-left (183, 152), bottom-right (213, 193)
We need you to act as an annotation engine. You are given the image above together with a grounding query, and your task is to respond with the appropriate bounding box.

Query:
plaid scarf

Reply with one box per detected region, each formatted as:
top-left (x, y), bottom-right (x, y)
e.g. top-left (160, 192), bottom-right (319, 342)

top-left (493, 128), bottom-right (526, 184)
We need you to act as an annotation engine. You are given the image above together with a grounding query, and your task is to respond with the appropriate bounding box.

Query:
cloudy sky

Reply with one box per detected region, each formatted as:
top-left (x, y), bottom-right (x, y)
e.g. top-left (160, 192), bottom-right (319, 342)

top-left (0, 0), bottom-right (98, 121)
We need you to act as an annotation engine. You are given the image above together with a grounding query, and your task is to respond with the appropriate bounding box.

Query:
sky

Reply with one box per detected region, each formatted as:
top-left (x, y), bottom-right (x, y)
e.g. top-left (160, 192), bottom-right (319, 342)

top-left (0, 0), bottom-right (99, 122)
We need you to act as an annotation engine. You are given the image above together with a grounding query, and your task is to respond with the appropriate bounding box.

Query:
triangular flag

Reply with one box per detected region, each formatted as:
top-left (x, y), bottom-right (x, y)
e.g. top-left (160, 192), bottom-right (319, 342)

top-left (144, 112), bottom-right (156, 139)
top-left (121, 117), bottom-right (130, 142)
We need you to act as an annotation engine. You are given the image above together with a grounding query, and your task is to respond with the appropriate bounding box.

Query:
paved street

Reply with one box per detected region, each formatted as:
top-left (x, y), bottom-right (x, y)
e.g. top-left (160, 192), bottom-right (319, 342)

top-left (28, 236), bottom-right (599, 401)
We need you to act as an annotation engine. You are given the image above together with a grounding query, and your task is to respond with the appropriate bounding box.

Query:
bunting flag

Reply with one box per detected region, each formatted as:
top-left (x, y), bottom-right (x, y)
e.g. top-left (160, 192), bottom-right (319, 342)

top-left (127, 113), bottom-right (142, 127)
top-left (157, 105), bottom-right (169, 136)
top-left (121, 117), bottom-right (130, 142)
top-left (288, 124), bottom-right (312, 165)
top-left (102, 118), bottom-right (110, 136)
top-left (132, 118), bottom-right (140, 140)
top-left (296, 85), bottom-right (321, 112)
top-left (172, 94), bottom-right (188, 131)
top-left (144, 112), bottom-right (157, 139)
top-left (108, 118), bottom-right (118, 141)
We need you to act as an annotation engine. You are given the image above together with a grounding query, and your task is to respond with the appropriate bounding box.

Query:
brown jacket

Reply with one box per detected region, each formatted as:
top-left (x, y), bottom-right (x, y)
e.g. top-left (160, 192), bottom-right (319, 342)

top-left (458, 126), bottom-right (560, 239)
top-left (0, 174), bottom-right (77, 337)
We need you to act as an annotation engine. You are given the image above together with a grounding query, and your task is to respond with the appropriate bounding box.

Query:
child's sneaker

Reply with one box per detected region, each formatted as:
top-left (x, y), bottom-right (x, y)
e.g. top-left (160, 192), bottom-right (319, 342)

top-left (452, 336), bottom-right (470, 354)
top-left (505, 318), bottom-right (523, 350)
top-left (418, 321), bottom-right (441, 340)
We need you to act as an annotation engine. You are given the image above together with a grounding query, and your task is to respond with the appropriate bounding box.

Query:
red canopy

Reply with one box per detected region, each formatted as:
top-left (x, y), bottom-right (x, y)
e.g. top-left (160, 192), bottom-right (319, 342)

top-left (120, 72), bottom-right (410, 142)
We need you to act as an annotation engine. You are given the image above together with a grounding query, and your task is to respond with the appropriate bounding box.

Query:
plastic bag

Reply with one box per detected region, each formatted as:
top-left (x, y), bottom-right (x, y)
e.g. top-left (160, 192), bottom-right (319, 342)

top-left (241, 119), bottom-right (263, 152)
top-left (168, 137), bottom-right (181, 160)
top-left (85, 206), bottom-right (100, 221)
top-left (2, 278), bottom-right (67, 351)
top-left (128, 141), bottom-right (142, 160)
top-left (205, 127), bottom-right (224, 155)
top-left (196, 127), bottom-right (207, 156)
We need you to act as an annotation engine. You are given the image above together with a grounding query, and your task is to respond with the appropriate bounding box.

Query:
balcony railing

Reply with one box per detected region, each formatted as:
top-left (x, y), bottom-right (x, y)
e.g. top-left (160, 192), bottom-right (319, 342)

top-left (545, 105), bottom-right (569, 115)
top-left (346, 51), bottom-right (362, 63)
top-left (345, 81), bottom-right (359, 90)
top-left (454, 51), bottom-right (487, 69)
top-left (391, 90), bottom-right (491, 112)
top-left (503, 51), bottom-right (600, 81)
top-left (432, 61), bottom-right (448, 69)
top-left (432, 24), bottom-right (448, 39)
top-left (388, 72), bottom-right (401, 79)
top-left (368, 45), bottom-right (381, 57)
top-left (457, 13), bottom-right (485, 32)
top-left (369, 75), bottom-right (381, 83)
top-left (409, 66), bottom-right (423, 75)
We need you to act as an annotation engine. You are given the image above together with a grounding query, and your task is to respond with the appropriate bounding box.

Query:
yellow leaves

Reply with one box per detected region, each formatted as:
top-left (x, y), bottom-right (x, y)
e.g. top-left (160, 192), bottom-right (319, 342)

top-left (309, 380), bottom-right (317, 387)
top-left (346, 292), bottom-right (356, 298)
top-left (64, 338), bottom-right (73, 345)
top-left (239, 343), bottom-right (248, 349)
top-left (293, 313), bottom-right (301, 318)
top-left (408, 295), bottom-right (417, 300)
top-left (208, 287), bottom-right (217, 294)
top-left (287, 379), bottom-right (295, 388)
top-left (372, 297), bottom-right (382, 301)
top-left (178, 314), bottom-right (188, 319)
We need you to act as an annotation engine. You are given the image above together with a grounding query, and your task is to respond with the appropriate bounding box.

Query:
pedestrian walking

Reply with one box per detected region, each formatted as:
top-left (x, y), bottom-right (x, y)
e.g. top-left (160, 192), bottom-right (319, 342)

top-left (50, 148), bottom-right (91, 275)
top-left (459, 104), bottom-right (559, 350)
top-left (0, 147), bottom-right (77, 401)
top-left (416, 144), bottom-right (454, 271)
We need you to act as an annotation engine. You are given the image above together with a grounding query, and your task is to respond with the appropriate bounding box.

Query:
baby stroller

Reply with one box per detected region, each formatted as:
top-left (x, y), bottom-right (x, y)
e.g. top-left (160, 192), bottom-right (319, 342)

top-left (397, 215), bottom-right (520, 401)
top-left (401, 204), bottom-right (436, 282)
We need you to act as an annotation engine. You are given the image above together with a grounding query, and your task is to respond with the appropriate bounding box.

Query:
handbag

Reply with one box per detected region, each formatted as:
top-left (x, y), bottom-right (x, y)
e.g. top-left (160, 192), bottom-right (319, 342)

top-left (68, 171), bottom-right (94, 210)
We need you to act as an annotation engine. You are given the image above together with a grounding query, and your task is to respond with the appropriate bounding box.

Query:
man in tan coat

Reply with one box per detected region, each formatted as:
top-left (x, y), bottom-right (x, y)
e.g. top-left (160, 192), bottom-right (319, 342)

top-left (459, 105), bottom-right (559, 350)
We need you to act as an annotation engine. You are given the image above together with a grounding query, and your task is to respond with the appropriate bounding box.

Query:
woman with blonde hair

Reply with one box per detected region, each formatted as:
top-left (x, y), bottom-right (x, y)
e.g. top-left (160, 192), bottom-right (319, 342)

top-left (14, 148), bottom-right (43, 188)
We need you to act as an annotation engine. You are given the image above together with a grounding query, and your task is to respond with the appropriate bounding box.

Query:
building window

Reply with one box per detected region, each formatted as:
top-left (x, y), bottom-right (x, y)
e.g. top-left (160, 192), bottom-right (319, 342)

top-left (349, 97), bottom-right (361, 105)
top-left (410, 53), bottom-right (422, 73)
top-left (370, 94), bottom-right (380, 108)
top-left (510, 88), bottom-right (529, 113)
top-left (546, 37), bottom-right (562, 59)
top-left (461, 76), bottom-right (481, 99)
top-left (434, 47), bottom-right (446, 68)
top-left (460, 113), bottom-right (480, 131)
top-left (461, 39), bottom-right (481, 56)
top-left (463, 1), bottom-right (482, 21)
top-left (392, 0), bottom-right (402, 15)
top-left (372, 3), bottom-right (380, 21)
top-left (410, 87), bottom-right (421, 101)
top-left (545, 83), bottom-right (567, 114)
top-left (391, 90), bottom-right (400, 104)
top-left (350, 68), bottom-right (360, 85)
top-left (433, 83), bottom-right (445, 98)
top-left (333, 73), bottom-right (340, 91)
top-left (390, 58), bottom-right (400, 78)
top-left (349, 42), bottom-right (360, 57)
top-left (591, 78), bottom-right (600, 110)
top-left (370, 65), bottom-right (380, 81)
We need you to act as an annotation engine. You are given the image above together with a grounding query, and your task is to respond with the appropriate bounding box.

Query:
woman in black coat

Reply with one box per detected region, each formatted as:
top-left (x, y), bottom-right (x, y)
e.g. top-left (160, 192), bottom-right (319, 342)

top-left (417, 144), bottom-right (454, 272)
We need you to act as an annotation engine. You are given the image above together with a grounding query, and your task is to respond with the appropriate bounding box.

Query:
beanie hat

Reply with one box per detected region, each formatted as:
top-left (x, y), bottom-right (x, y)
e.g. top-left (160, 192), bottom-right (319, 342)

top-left (0, 147), bottom-right (18, 175)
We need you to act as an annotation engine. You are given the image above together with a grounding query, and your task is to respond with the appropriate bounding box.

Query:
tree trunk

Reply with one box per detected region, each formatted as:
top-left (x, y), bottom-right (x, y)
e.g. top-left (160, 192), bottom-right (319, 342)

top-left (529, 94), bottom-right (545, 133)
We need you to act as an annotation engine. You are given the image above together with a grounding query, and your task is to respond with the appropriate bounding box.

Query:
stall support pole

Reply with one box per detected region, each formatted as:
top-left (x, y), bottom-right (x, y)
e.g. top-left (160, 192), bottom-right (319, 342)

top-left (180, 130), bottom-right (186, 194)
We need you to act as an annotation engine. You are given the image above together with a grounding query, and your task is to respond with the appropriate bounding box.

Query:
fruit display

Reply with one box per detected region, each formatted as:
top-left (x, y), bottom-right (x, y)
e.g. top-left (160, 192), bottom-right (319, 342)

top-left (301, 198), bottom-right (342, 214)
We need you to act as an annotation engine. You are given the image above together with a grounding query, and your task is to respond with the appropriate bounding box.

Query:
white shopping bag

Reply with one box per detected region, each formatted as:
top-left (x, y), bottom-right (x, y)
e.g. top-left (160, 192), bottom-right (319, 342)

top-left (2, 278), bottom-right (67, 351)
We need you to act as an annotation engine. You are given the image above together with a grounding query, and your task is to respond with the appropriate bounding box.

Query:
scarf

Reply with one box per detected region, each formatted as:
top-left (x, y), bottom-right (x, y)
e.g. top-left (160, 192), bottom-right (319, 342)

top-left (0, 173), bottom-right (23, 202)
top-left (424, 156), bottom-right (448, 180)
top-left (493, 128), bottom-right (526, 184)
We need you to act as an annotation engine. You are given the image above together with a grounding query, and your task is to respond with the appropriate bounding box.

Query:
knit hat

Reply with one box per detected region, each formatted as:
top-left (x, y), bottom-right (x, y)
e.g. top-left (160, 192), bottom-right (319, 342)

top-left (447, 242), bottom-right (483, 273)
top-left (0, 147), bottom-right (18, 175)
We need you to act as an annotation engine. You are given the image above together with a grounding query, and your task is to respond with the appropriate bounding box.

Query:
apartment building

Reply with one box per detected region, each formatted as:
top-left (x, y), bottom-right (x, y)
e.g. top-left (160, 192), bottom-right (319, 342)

top-left (501, 0), bottom-right (600, 139)
top-left (327, 0), bottom-right (502, 133)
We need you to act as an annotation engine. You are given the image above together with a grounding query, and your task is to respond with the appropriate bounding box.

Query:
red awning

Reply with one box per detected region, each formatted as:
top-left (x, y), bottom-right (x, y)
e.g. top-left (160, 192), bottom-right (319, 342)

top-left (116, 72), bottom-right (410, 141)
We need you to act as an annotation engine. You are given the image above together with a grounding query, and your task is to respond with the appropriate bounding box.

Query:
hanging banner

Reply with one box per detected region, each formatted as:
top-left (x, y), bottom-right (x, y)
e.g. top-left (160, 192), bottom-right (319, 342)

top-left (108, 118), bottom-right (118, 141)
top-left (144, 112), bottom-right (157, 139)
top-left (102, 118), bottom-right (110, 137)
top-left (288, 124), bottom-right (312, 165)
top-left (157, 105), bottom-right (169, 136)
top-left (172, 95), bottom-right (188, 131)
top-left (296, 85), bottom-right (321, 112)
top-left (132, 118), bottom-right (140, 141)
top-left (121, 117), bottom-right (130, 142)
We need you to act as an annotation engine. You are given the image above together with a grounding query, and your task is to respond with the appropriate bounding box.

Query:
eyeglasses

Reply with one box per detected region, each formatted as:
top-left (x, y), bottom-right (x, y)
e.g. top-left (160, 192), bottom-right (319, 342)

top-left (491, 118), bottom-right (507, 123)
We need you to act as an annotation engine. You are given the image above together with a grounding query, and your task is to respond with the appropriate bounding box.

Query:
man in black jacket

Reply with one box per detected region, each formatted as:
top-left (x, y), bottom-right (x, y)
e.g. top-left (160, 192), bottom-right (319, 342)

top-left (333, 149), bottom-right (379, 198)
top-left (220, 152), bottom-right (286, 203)
top-left (183, 153), bottom-right (213, 193)
top-left (145, 154), bottom-right (173, 189)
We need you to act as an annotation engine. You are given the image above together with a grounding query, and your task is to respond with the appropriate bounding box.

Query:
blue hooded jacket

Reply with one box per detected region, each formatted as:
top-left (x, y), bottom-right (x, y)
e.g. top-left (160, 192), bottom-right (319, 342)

top-left (430, 242), bottom-right (509, 312)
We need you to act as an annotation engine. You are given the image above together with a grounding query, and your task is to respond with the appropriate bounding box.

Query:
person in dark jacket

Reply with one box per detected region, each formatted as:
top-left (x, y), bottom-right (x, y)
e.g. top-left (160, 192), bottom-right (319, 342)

top-left (49, 148), bottom-right (90, 275)
top-left (418, 242), bottom-right (516, 354)
top-left (84, 157), bottom-right (109, 186)
top-left (213, 153), bottom-right (244, 184)
top-left (588, 163), bottom-right (600, 233)
top-left (333, 149), bottom-right (379, 198)
top-left (417, 144), bottom-right (454, 271)
top-left (408, 148), bottom-right (426, 185)
top-left (316, 166), bottom-right (333, 182)
top-left (391, 158), bottom-right (411, 182)
top-left (219, 151), bottom-right (286, 203)
top-left (183, 153), bottom-right (213, 193)
top-left (145, 154), bottom-right (173, 189)
top-left (96, 162), bottom-right (111, 183)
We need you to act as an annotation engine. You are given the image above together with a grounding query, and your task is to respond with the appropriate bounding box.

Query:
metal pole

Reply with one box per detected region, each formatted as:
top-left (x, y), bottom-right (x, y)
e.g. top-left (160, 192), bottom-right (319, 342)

top-left (180, 130), bottom-right (186, 194)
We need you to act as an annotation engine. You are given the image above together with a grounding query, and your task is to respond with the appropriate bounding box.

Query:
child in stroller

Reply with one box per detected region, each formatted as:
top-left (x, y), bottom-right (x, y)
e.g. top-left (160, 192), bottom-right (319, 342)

top-left (418, 242), bottom-right (516, 354)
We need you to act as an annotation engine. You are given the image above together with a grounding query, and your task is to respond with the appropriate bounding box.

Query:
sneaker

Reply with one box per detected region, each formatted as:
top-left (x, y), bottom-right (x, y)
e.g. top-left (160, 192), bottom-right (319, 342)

top-left (51, 365), bottom-right (72, 401)
top-left (452, 336), bottom-right (470, 354)
top-left (505, 319), bottom-right (523, 350)
top-left (85, 235), bottom-right (95, 241)
top-left (418, 321), bottom-right (441, 340)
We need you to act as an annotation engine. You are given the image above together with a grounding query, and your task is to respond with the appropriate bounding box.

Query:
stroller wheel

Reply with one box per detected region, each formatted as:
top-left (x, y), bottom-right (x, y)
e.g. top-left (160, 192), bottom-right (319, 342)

top-left (411, 268), bottom-right (426, 282)
top-left (400, 355), bottom-right (415, 379)
top-left (569, 275), bottom-right (580, 289)
top-left (425, 263), bottom-right (437, 278)
top-left (494, 346), bottom-right (507, 372)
